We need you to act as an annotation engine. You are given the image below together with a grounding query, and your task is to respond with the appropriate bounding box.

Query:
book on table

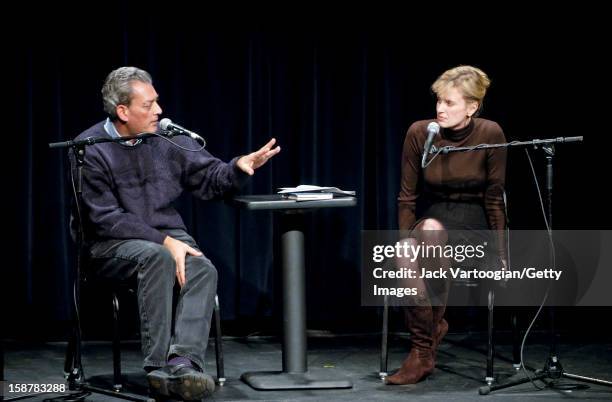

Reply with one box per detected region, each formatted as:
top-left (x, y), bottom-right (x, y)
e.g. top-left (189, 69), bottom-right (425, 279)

top-left (284, 192), bottom-right (334, 201)
top-left (278, 185), bottom-right (356, 199)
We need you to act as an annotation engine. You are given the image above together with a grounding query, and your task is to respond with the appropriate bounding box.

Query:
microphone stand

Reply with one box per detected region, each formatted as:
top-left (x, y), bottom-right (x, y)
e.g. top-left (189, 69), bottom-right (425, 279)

top-left (430, 134), bottom-right (612, 394)
top-left (468, 135), bottom-right (612, 394)
top-left (45, 133), bottom-right (165, 402)
top-left (428, 136), bottom-right (584, 156)
top-left (48, 131), bottom-right (169, 149)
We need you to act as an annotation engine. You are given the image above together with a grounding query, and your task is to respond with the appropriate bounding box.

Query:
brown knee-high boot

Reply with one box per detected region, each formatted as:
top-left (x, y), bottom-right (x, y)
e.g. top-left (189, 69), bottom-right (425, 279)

top-left (385, 306), bottom-right (435, 385)
top-left (431, 305), bottom-right (448, 361)
top-left (427, 253), bottom-right (451, 360)
top-left (431, 278), bottom-right (450, 360)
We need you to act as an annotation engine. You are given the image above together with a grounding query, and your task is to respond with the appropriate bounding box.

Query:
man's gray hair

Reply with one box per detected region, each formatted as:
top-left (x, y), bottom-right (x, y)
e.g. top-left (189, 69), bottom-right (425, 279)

top-left (102, 67), bottom-right (152, 120)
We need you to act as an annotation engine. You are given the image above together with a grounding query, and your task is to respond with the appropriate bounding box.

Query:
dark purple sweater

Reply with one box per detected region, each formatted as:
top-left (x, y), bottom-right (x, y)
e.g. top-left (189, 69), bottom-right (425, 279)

top-left (72, 121), bottom-right (249, 245)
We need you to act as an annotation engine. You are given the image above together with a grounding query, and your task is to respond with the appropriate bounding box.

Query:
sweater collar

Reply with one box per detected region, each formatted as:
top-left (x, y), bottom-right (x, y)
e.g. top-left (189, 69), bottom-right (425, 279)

top-left (441, 118), bottom-right (474, 141)
top-left (104, 118), bottom-right (142, 146)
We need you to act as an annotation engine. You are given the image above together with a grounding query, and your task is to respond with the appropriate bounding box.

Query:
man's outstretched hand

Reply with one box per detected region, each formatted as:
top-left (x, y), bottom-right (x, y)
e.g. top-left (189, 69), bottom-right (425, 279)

top-left (236, 138), bottom-right (281, 175)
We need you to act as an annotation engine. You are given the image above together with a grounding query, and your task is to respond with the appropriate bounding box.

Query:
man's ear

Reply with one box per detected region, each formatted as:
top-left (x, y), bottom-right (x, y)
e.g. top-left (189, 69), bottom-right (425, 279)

top-left (116, 104), bottom-right (129, 123)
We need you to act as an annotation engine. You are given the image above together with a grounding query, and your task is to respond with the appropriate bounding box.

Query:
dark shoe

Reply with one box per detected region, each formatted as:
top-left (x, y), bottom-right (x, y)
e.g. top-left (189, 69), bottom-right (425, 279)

top-left (147, 364), bottom-right (215, 400)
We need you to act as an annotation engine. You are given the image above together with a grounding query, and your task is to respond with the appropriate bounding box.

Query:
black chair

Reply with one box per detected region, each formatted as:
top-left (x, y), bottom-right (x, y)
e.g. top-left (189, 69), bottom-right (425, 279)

top-left (64, 144), bottom-right (224, 401)
top-left (380, 192), bottom-right (520, 385)
top-left (85, 278), bottom-right (226, 392)
top-left (379, 287), bottom-right (515, 385)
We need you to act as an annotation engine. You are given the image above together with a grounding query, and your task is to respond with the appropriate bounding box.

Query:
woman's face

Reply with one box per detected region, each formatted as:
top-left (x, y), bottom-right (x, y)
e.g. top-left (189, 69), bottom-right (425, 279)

top-left (436, 86), bottom-right (478, 130)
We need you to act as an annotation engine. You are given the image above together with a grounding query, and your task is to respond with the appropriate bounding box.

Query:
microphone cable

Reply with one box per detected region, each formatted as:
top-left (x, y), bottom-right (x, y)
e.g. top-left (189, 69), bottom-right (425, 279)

top-left (516, 148), bottom-right (585, 392)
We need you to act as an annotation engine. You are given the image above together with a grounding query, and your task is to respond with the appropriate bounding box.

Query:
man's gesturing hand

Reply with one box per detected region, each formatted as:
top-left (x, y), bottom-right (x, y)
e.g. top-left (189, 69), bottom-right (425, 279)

top-left (236, 138), bottom-right (281, 175)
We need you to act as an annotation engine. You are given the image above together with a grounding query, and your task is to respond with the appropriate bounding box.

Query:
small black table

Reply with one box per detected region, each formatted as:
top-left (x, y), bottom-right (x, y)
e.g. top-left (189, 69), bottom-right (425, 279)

top-left (232, 195), bottom-right (356, 390)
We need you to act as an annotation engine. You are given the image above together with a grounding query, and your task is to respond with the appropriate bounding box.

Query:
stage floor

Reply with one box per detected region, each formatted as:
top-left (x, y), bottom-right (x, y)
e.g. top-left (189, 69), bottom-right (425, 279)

top-left (5, 331), bottom-right (612, 401)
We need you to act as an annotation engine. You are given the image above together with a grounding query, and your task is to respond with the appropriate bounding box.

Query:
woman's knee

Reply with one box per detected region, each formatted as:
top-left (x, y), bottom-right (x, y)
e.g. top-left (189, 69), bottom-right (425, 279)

top-left (419, 218), bottom-right (445, 231)
top-left (415, 218), bottom-right (448, 244)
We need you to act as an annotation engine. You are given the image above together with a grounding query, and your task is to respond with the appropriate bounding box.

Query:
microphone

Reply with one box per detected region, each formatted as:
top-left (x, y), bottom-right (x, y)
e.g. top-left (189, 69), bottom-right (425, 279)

top-left (421, 121), bottom-right (440, 168)
top-left (159, 118), bottom-right (206, 146)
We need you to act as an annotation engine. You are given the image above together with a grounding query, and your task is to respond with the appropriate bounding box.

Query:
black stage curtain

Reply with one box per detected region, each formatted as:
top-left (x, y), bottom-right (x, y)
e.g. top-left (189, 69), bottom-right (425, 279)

top-left (9, 10), bottom-right (605, 339)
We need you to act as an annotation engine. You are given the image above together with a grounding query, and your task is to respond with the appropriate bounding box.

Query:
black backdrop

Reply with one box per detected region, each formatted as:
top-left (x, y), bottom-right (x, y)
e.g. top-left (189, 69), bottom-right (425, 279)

top-left (8, 8), bottom-right (609, 340)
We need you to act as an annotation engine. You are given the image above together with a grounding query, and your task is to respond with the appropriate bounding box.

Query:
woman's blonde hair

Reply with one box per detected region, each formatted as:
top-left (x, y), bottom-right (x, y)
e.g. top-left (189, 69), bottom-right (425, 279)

top-left (432, 65), bottom-right (491, 115)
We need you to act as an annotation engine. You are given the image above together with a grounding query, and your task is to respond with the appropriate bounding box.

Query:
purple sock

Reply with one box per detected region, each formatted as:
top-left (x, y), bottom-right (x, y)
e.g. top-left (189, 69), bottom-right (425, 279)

top-left (168, 355), bottom-right (193, 367)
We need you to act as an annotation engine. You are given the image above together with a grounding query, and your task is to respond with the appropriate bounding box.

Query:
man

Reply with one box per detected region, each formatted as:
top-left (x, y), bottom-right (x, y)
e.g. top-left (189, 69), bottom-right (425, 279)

top-left (72, 66), bottom-right (280, 400)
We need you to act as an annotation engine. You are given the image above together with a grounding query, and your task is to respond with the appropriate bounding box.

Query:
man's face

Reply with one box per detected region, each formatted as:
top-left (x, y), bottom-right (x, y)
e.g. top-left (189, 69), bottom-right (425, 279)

top-left (117, 81), bottom-right (162, 135)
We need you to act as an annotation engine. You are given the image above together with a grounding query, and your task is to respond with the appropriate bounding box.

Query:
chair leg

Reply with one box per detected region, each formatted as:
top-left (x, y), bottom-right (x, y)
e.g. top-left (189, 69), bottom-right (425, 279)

top-left (380, 295), bottom-right (389, 379)
top-left (512, 311), bottom-right (521, 370)
top-left (485, 290), bottom-right (494, 385)
top-left (112, 291), bottom-right (122, 392)
top-left (213, 295), bottom-right (225, 386)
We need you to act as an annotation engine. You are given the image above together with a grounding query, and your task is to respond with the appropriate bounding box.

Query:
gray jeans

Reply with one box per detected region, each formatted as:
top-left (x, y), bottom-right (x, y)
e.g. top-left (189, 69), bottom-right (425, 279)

top-left (88, 229), bottom-right (217, 370)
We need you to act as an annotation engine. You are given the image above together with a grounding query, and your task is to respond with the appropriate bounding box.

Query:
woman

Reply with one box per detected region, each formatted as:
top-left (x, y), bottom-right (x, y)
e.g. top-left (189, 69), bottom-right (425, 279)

top-left (385, 65), bottom-right (507, 385)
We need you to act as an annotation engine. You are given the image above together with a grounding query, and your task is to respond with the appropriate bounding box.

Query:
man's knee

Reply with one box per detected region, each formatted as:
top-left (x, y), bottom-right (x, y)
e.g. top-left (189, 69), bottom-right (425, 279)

top-left (135, 243), bottom-right (176, 282)
top-left (188, 256), bottom-right (218, 286)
